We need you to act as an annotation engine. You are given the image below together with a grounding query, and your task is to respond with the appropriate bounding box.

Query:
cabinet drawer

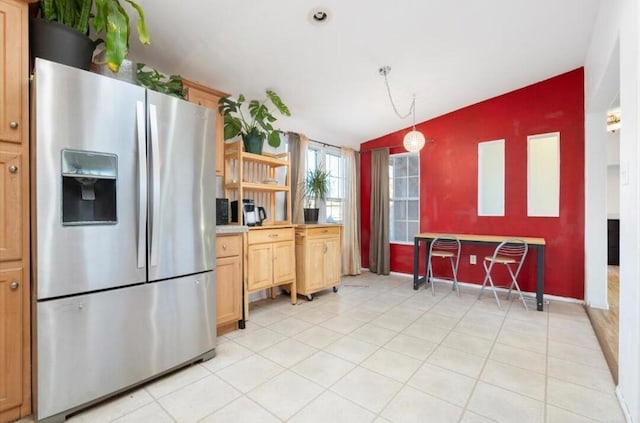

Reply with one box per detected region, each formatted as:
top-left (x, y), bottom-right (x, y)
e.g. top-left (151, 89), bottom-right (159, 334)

top-left (307, 226), bottom-right (341, 237)
top-left (247, 228), bottom-right (293, 245)
top-left (216, 234), bottom-right (242, 258)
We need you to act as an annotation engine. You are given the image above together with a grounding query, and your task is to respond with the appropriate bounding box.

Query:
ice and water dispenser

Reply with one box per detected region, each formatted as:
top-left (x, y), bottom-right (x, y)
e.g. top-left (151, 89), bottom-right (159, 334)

top-left (61, 149), bottom-right (117, 225)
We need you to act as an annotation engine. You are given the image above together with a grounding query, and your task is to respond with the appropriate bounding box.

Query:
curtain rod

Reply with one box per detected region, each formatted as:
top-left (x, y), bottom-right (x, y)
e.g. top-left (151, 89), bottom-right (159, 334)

top-left (363, 139), bottom-right (433, 153)
top-left (363, 144), bottom-right (404, 152)
top-left (278, 130), bottom-right (343, 150)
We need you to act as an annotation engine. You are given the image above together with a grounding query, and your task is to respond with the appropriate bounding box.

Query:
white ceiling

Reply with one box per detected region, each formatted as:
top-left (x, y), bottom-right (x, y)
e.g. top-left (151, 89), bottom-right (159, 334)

top-left (128, 0), bottom-right (600, 150)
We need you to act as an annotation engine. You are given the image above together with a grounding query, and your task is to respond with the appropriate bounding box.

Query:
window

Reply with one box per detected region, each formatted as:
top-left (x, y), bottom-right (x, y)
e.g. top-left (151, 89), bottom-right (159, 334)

top-left (389, 153), bottom-right (420, 243)
top-left (306, 143), bottom-right (345, 223)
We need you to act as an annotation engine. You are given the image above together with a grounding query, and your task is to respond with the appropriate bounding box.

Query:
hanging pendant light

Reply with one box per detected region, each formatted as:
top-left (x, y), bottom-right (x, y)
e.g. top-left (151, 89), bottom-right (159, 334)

top-left (379, 65), bottom-right (426, 152)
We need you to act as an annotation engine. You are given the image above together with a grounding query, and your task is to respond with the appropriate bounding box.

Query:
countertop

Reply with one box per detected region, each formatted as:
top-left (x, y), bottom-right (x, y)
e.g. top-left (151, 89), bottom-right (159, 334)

top-left (295, 223), bottom-right (342, 228)
top-left (216, 225), bottom-right (249, 234)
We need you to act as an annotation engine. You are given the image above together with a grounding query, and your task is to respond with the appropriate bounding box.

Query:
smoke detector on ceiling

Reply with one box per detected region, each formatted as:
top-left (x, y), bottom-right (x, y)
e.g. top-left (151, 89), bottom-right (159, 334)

top-left (309, 7), bottom-right (330, 25)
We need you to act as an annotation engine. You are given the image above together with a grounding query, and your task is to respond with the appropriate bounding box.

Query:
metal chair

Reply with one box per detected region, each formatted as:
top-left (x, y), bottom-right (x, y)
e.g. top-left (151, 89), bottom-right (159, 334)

top-left (427, 236), bottom-right (461, 296)
top-left (478, 238), bottom-right (529, 310)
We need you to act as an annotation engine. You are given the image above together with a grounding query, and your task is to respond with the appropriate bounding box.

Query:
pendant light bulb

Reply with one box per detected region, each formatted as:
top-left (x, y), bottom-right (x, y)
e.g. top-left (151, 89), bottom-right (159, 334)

top-left (403, 129), bottom-right (425, 152)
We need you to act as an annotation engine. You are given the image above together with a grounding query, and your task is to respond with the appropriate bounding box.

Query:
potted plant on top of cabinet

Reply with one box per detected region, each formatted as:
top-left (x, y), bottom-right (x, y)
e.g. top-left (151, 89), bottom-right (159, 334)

top-left (303, 168), bottom-right (330, 224)
top-left (218, 89), bottom-right (291, 155)
top-left (31, 0), bottom-right (150, 72)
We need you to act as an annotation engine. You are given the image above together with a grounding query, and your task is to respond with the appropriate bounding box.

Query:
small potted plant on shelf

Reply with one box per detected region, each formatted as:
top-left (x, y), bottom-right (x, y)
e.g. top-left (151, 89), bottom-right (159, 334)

top-left (218, 89), bottom-right (291, 155)
top-left (31, 0), bottom-right (150, 73)
top-left (303, 168), bottom-right (330, 224)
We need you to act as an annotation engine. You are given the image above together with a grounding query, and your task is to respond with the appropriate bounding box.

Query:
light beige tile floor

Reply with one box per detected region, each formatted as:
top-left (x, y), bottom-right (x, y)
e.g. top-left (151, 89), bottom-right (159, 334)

top-left (27, 273), bottom-right (627, 422)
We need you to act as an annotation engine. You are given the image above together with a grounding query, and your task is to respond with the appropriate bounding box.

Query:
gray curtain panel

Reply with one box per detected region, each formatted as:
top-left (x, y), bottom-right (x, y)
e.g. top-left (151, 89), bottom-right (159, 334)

top-left (287, 132), bottom-right (307, 224)
top-left (341, 147), bottom-right (362, 275)
top-left (369, 148), bottom-right (390, 275)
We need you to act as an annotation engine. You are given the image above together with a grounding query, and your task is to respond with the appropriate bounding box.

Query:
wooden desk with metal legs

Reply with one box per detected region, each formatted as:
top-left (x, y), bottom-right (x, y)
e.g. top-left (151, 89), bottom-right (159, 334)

top-left (413, 232), bottom-right (547, 311)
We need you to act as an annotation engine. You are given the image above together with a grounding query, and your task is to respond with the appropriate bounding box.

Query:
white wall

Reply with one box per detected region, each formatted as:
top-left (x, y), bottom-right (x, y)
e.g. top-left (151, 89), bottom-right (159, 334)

top-left (608, 130), bottom-right (621, 165)
top-left (585, 0), bottom-right (640, 421)
top-left (608, 131), bottom-right (621, 218)
top-left (608, 166), bottom-right (620, 218)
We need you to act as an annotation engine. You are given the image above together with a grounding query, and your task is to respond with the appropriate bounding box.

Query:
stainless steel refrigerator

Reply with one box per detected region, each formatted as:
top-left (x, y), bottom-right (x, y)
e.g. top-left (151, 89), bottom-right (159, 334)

top-left (32, 59), bottom-right (217, 422)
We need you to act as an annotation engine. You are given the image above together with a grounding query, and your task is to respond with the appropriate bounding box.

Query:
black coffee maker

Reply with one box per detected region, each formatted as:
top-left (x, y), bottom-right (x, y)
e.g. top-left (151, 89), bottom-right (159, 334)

top-left (231, 199), bottom-right (258, 226)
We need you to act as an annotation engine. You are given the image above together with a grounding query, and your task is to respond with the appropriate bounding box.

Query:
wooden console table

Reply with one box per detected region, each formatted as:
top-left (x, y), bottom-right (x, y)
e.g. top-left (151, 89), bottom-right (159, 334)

top-left (413, 232), bottom-right (546, 311)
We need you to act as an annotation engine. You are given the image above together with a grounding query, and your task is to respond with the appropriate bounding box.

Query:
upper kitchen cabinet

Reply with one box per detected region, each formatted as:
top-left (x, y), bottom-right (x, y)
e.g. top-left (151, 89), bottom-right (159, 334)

top-left (0, 0), bottom-right (28, 144)
top-left (183, 80), bottom-right (228, 176)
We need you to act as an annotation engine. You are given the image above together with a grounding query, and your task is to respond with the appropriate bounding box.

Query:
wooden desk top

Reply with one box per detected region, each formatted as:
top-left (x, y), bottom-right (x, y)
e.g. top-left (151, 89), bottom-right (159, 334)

top-left (415, 232), bottom-right (546, 246)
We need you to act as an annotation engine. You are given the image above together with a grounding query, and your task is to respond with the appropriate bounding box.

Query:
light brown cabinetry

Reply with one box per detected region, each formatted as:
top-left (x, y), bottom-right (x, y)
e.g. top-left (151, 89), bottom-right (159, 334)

top-left (0, 0), bottom-right (25, 144)
top-left (0, 269), bottom-right (23, 418)
top-left (0, 153), bottom-right (22, 261)
top-left (295, 225), bottom-right (342, 300)
top-left (183, 80), bottom-right (228, 176)
top-left (0, 0), bottom-right (30, 421)
top-left (244, 227), bottom-right (296, 319)
top-left (215, 234), bottom-right (243, 334)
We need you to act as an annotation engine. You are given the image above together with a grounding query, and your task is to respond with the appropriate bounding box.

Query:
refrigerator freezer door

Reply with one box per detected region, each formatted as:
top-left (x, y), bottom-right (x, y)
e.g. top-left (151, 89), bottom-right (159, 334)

top-left (37, 272), bottom-right (216, 421)
top-left (147, 90), bottom-right (216, 281)
top-left (33, 59), bottom-right (147, 299)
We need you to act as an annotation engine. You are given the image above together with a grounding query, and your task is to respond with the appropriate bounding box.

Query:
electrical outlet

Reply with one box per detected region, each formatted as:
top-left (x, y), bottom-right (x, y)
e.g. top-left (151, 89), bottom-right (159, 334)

top-left (470, 255), bottom-right (477, 265)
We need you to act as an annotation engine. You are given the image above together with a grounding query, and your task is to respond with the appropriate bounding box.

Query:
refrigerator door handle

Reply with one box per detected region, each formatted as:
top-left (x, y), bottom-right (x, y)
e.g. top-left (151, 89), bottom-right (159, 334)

top-left (136, 101), bottom-right (147, 269)
top-left (149, 103), bottom-right (161, 267)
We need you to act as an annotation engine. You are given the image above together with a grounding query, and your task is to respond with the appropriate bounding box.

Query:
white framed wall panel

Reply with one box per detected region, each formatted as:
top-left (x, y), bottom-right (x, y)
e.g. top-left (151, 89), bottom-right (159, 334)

top-left (478, 139), bottom-right (505, 216)
top-left (527, 132), bottom-right (560, 217)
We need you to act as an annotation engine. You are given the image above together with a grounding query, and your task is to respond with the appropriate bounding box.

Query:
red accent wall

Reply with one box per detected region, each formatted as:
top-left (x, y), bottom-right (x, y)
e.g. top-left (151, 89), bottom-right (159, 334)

top-left (360, 68), bottom-right (585, 299)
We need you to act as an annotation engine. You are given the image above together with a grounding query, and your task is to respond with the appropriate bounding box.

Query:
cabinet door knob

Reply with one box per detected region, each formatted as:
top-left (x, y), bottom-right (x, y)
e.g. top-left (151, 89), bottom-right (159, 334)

top-left (9, 165), bottom-right (18, 174)
top-left (222, 244), bottom-right (227, 250)
top-left (10, 281), bottom-right (19, 290)
top-left (9, 121), bottom-right (18, 129)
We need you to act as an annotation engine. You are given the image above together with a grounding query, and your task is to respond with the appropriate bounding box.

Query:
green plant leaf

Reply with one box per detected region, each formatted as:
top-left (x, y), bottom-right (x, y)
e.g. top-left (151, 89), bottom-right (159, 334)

top-left (76, 0), bottom-right (92, 33)
top-left (135, 63), bottom-right (186, 99)
top-left (42, 0), bottom-right (56, 21)
top-left (223, 117), bottom-right (242, 139)
top-left (267, 131), bottom-right (281, 148)
top-left (93, 0), bottom-right (107, 34)
top-left (123, 0), bottom-right (150, 44)
top-left (103, 0), bottom-right (128, 72)
top-left (266, 89), bottom-right (291, 116)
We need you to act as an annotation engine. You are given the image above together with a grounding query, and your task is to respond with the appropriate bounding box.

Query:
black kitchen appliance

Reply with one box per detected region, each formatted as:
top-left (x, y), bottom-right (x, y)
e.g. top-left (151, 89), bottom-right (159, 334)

top-left (216, 198), bottom-right (229, 225)
top-left (257, 206), bottom-right (267, 226)
top-left (231, 199), bottom-right (258, 226)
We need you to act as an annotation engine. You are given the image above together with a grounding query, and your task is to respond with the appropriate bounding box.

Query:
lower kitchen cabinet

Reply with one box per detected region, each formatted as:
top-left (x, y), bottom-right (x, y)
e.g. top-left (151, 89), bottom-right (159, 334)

top-left (295, 224), bottom-right (342, 301)
top-left (0, 268), bottom-right (23, 421)
top-left (215, 234), bottom-right (243, 335)
top-left (244, 226), bottom-right (296, 320)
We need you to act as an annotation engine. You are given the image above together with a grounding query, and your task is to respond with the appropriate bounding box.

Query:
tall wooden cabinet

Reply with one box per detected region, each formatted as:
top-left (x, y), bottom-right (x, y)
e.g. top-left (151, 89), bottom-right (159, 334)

top-left (295, 225), bottom-right (342, 300)
top-left (0, 0), bottom-right (30, 421)
top-left (183, 80), bottom-right (228, 176)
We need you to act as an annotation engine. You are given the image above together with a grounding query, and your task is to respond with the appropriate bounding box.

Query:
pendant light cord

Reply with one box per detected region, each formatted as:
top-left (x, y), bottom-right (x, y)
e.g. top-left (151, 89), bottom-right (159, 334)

top-left (380, 66), bottom-right (417, 128)
top-left (378, 66), bottom-right (416, 121)
top-left (379, 65), bottom-right (426, 152)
